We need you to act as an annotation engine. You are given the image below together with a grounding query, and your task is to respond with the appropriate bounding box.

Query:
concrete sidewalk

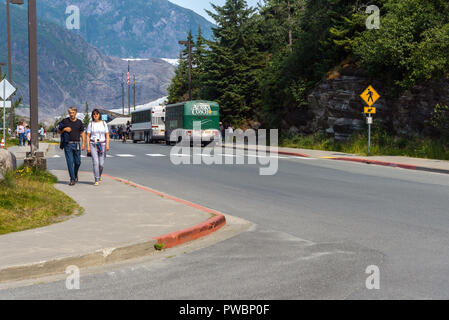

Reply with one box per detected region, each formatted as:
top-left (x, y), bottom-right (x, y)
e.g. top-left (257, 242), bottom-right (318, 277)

top-left (7, 143), bottom-right (52, 160)
top-left (225, 143), bottom-right (449, 174)
top-left (0, 170), bottom-right (225, 282)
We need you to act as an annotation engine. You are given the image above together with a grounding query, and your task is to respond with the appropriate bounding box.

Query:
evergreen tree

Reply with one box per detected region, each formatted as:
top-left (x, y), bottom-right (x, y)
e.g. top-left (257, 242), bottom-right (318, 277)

top-left (167, 51), bottom-right (190, 103)
top-left (167, 31), bottom-right (195, 103)
top-left (192, 27), bottom-right (208, 99)
top-left (201, 0), bottom-right (266, 125)
top-left (83, 101), bottom-right (90, 128)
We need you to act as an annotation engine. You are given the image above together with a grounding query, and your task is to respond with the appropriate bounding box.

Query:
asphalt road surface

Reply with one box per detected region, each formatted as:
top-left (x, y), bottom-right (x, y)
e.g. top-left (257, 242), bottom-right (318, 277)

top-left (1, 141), bottom-right (449, 299)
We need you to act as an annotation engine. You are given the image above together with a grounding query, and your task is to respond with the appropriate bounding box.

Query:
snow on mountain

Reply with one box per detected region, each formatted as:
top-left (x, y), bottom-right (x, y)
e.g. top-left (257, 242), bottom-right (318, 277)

top-left (110, 96), bottom-right (168, 115)
top-left (161, 59), bottom-right (180, 67)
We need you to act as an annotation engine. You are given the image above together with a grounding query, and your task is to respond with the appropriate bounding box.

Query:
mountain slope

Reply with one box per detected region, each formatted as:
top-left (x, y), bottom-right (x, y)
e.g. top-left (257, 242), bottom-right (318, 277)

top-left (35, 0), bottom-right (215, 58)
top-left (0, 3), bottom-right (175, 119)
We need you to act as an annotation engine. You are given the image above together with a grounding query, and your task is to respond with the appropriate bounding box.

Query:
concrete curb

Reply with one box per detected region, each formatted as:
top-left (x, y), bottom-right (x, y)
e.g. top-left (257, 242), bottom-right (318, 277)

top-left (103, 174), bottom-right (227, 249)
top-left (0, 174), bottom-right (227, 283)
top-left (222, 144), bottom-right (310, 158)
top-left (0, 240), bottom-right (158, 283)
top-left (227, 143), bottom-right (449, 175)
top-left (326, 157), bottom-right (449, 175)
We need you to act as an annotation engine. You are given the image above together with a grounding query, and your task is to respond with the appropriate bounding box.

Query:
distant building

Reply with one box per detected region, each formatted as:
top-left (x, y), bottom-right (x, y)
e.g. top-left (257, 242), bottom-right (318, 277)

top-left (97, 109), bottom-right (129, 123)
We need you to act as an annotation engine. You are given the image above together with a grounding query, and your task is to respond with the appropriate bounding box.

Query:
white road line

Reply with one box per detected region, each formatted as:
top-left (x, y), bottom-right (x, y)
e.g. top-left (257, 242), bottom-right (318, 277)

top-left (287, 156), bottom-right (315, 160)
top-left (106, 155), bottom-right (115, 158)
top-left (52, 155), bottom-right (61, 158)
top-left (146, 154), bottom-right (166, 157)
top-left (115, 154), bottom-right (135, 158)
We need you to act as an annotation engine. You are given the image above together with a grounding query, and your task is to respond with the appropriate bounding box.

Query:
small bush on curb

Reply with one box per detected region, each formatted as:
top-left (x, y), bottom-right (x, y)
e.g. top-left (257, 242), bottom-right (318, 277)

top-left (154, 243), bottom-right (165, 251)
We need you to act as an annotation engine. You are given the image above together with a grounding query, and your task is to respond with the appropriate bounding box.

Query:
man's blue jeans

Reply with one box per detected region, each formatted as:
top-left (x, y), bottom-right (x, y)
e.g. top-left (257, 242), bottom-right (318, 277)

top-left (64, 143), bottom-right (81, 182)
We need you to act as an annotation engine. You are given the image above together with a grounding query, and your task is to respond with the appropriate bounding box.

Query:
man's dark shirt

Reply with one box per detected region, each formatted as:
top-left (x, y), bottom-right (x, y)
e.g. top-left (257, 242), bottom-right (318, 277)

top-left (60, 118), bottom-right (84, 142)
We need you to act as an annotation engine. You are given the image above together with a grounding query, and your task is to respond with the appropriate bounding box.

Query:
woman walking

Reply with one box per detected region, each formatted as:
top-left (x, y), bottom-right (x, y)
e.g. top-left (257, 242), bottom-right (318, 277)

top-left (86, 109), bottom-right (110, 186)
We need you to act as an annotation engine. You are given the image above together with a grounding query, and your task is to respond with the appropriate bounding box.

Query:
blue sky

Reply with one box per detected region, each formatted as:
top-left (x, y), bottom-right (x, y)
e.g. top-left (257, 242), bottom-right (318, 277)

top-left (170, 0), bottom-right (262, 23)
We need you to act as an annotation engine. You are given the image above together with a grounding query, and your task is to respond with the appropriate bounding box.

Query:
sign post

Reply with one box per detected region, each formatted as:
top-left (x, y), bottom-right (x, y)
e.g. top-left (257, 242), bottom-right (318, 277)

top-left (361, 85), bottom-right (380, 155)
top-left (0, 79), bottom-right (17, 145)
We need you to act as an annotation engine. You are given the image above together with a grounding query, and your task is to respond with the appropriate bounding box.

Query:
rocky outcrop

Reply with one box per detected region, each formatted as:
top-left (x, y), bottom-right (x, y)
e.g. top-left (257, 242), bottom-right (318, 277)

top-left (0, 150), bottom-right (17, 181)
top-left (305, 67), bottom-right (448, 140)
top-left (392, 81), bottom-right (449, 137)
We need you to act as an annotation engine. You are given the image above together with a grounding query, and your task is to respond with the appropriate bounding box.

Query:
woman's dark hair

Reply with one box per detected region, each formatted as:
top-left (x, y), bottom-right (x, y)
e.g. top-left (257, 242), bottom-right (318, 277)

top-left (91, 109), bottom-right (101, 121)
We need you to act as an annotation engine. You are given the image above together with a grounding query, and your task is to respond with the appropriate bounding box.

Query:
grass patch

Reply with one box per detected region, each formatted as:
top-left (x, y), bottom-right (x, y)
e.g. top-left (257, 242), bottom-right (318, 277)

top-left (281, 130), bottom-right (449, 160)
top-left (0, 166), bottom-right (83, 235)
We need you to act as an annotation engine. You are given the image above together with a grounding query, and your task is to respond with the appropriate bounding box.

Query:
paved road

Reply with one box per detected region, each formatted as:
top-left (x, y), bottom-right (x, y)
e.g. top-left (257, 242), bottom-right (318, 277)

top-left (1, 141), bottom-right (449, 299)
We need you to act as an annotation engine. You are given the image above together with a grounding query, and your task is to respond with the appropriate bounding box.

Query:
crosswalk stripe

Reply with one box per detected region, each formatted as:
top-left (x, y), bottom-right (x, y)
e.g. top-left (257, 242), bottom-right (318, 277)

top-left (146, 154), bottom-right (166, 157)
top-left (116, 154), bottom-right (135, 158)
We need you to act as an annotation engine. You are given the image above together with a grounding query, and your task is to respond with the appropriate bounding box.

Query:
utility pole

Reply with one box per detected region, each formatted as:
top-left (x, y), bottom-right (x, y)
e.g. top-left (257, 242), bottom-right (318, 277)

top-left (121, 72), bottom-right (124, 115)
top-left (287, 0), bottom-right (293, 53)
top-left (127, 60), bottom-right (131, 115)
top-left (28, 0), bottom-right (39, 155)
top-left (133, 74), bottom-right (136, 111)
top-left (179, 39), bottom-right (192, 101)
top-left (6, 0), bottom-right (24, 132)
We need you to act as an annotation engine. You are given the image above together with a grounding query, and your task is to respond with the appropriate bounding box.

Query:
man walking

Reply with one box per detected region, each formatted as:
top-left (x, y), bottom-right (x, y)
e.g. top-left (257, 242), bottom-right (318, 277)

top-left (58, 107), bottom-right (85, 186)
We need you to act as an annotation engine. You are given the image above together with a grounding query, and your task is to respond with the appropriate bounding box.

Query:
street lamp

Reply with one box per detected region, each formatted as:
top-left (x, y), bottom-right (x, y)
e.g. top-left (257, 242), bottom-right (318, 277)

top-left (6, 0), bottom-right (24, 134)
top-left (179, 40), bottom-right (192, 101)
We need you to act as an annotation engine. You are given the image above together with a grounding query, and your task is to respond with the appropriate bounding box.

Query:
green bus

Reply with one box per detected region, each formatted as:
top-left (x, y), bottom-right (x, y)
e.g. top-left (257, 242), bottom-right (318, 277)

top-left (165, 100), bottom-right (220, 145)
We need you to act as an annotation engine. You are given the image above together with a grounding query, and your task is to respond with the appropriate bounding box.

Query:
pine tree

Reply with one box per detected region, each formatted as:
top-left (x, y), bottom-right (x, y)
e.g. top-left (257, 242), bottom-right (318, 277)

top-left (167, 31), bottom-right (195, 103)
top-left (201, 0), bottom-right (266, 125)
top-left (83, 101), bottom-right (90, 128)
top-left (192, 27), bottom-right (208, 99)
top-left (167, 51), bottom-right (189, 103)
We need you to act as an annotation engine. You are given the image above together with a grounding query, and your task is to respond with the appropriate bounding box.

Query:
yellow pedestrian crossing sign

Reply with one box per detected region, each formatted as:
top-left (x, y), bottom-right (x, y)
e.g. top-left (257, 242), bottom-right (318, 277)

top-left (361, 85), bottom-right (380, 107)
top-left (364, 107), bottom-right (376, 114)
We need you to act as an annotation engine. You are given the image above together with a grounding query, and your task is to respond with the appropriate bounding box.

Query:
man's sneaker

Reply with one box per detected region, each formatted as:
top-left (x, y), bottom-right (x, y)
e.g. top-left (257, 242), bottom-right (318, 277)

top-left (94, 182), bottom-right (100, 186)
top-left (69, 181), bottom-right (76, 186)
top-left (75, 177), bottom-right (79, 182)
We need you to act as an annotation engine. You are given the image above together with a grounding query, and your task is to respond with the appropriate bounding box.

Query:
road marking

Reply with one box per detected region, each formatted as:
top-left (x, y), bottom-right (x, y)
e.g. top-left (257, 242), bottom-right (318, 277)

top-left (146, 154), bottom-right (166, 157)
top-left (287, 156), bottom-right (315, 160)
top-left (106, 155), bottom-right (115, 158)
top-left (115, 154), bottom-right (135, 158)
top-left (52, 155), bottom-right (61, 158)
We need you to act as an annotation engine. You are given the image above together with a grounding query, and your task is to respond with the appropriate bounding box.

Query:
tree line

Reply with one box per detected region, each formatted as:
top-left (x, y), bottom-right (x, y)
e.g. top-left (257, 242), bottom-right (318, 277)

top-left (168, 0), bottom-right (449, 132)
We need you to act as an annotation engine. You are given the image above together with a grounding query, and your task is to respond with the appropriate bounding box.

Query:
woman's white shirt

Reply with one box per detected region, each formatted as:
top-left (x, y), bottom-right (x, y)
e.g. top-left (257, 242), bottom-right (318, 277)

top-left (87, 121), bottom-right (109, 142)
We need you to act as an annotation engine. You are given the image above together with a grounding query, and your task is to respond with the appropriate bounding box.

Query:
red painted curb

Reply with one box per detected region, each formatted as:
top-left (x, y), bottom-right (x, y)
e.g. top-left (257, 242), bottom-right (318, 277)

top-left (329, 157), bottom-right (418, 170)
top-left (277, 150), bottom-right (310, 158)
top-left (102, 174), bottom-right (227, 249)
top-left (230, 145), bottom-right (310, 158)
